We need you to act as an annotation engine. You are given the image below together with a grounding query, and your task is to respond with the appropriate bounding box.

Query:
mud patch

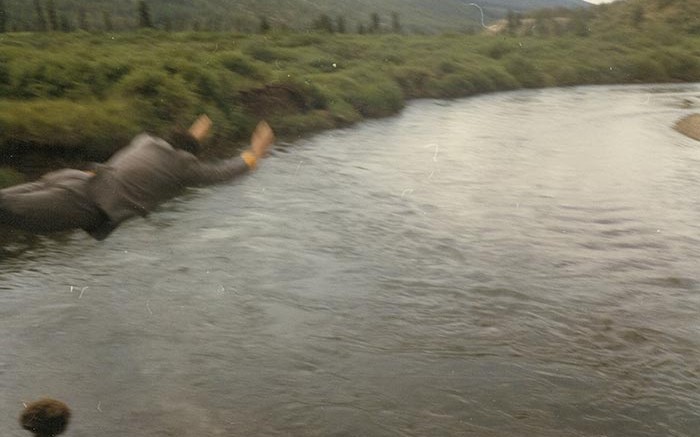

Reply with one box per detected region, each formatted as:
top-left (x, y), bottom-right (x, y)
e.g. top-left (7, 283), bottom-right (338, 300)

top-left (674, 113), bottom-right (700, 141)
top-left (240, 83), bottom-right (326, 117)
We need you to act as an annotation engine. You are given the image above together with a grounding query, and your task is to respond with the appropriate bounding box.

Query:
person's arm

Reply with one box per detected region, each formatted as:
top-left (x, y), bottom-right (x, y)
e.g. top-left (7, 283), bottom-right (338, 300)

top-left (183, 119), bottom-right (275, 185)
top-left (189, 114), bottom-right (213, 143)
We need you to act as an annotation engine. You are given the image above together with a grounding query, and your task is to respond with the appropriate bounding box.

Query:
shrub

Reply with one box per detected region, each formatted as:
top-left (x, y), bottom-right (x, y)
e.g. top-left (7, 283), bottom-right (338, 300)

top-left (346, 74), bottom-right (404, 117)
top-left (502, 55), bottom-right (553, 88)
top-left (217, 52), bottom-right (262, 78)
top-left (483, 39), bottom-right (517, 60)
top-left (620, 54), bottom-right (668, 82)
top-left (244, 45), bottom-right (294, 63)
top-left (392, 66), bottom-right (434, 97)
top-left (654, 48), bottom-right (700, 81)
top-left (118, 69), bottom-right (198, 124)
top-left (0, 98), bottom-right (139, 159)
top-left (429, 74), bottom-right (477, 98)
top-left (479, 65), bottom-right (520, 90)
top-left (0, 167), bottom-right (25, 188)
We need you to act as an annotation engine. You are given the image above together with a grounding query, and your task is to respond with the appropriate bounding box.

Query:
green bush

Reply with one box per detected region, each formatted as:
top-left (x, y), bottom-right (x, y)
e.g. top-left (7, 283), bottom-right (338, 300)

top-left (244, 45), bottom-right (294, 63)
top-left (347, 74), bottom-right (404, 117)
top-left (276, 33), bottom-right (326, 48)
top-left (217, 52), bottom-right (262, 78)
top-left (429, 74), bottom-right (477, 98)
top-left (0, 98), bottom-right (139, 159)
top-left (620, 53), bottom-right (668, 82)
top-left (502, 55), bottom-right (553, 88)
top-left (479, 65), bottom-right (520, 90)
top-left (654, 48), bottom-right (700, 81)
top-left (482, 39), bottom-right (517, 60)
top-left (0, 167), bottom-right (25, 189)
top-left (118, 69), bottom-right (198, 124)
top-left (392, 66), bottom-right (434, 97)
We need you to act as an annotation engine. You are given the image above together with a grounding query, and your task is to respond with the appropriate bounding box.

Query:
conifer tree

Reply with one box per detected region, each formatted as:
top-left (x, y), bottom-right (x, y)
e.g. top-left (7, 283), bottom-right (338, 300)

top-left (391, 12), bottom-right (401, 33)
top-left (336, 15), bottom-right (346, 33)
top-left (77, 7), bottom-right (88, 30)
top-left (631, 4), bottom-right (645, 28)
top-left (370, 12), bottom-right (380, 33)
top-left (59, 14), bottom-right (71, 32)
top-left (33, 0), bottom-right (47, 31)
top-left (259, 16), bottom-right (271, 33)
top-left (0, 0), bottom-right (7, 33)
top-left (312, 14), bottom-right (334, 33)
top-left (102, 10), bottom-right (113, 31)
top-left (47, 0), bottom-right (58, 31)
top-left (506, 10), bottom-right (521, 35)
top-left (138, 0), bottom-right (153, 28)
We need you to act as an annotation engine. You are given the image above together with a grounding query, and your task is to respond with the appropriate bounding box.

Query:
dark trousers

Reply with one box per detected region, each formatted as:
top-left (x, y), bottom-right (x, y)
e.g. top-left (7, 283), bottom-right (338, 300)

top-left (0, 169), bottom-right (114, 239)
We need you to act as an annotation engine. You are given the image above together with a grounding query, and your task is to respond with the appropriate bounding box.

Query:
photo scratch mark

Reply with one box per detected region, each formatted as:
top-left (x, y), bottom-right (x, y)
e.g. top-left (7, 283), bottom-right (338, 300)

top-left (425, 143), bottom-right (439, 162)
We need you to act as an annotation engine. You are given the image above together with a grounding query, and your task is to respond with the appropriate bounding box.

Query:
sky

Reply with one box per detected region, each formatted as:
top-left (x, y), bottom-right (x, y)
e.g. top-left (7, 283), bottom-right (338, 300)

top-left (586, 0), bottom-right (618, 3)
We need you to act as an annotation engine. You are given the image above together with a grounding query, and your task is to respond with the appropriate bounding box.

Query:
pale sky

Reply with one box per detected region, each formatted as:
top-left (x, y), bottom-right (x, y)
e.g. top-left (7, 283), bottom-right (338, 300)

top-left (586, 0), bottom-right (618, 3)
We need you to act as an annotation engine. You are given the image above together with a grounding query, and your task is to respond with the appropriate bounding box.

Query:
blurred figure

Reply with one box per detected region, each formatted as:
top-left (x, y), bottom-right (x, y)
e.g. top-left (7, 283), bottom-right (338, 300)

top-left (0, 168), bottom-right (107, 236)
top-left (0, 116), bottom-right (274, 240)
top-left (19, 398), bottom-right (71, 437)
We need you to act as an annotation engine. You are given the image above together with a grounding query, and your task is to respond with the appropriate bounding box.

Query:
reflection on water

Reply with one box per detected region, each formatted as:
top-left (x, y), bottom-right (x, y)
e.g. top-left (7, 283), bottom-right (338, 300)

top-left (2, 84), bottom-right (700, 437)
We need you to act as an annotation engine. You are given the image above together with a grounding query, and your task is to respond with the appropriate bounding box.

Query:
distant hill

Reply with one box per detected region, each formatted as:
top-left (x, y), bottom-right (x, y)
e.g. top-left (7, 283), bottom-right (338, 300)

top-left (2, 0), bottom-right (590, 33)
top-left (490, 0), bottom-right (700, 36)
top-left (588, 0), bottom-right (700, 34)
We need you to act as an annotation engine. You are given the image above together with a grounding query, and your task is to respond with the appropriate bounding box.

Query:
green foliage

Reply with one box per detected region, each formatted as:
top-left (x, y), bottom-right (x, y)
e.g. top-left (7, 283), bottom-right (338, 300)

top-left (0, 0), bottom-right (6, 33)
top-left (138, 1), bottom-right (153, 29)
top-left (621, 53), bottom-right (668, 82)
top-left (311, 14), bottom-right (334, 33)
top-left (391, 12), bottom-right (401, 33)
top-left (503, 55), bottom-right (553, 88)
top-left (244, 45), bottom-right (293, 63)
top-left (217, 52), bottom-right (262, 78)
top-left (118, 69), bottom-right (198, 124)
top-left (652, 47), bottom-right (700, 81)
top-left (259, 16), bottom-right (271, 33)
top-left (0, 167), bottom-right (24, 188)
top-left (483, 39), bottom-right (517, 60)
top-left (392, 66), bottom-right (434, 97)
top-left (33, 0), bottom-right (47, 32)
top-left (370, 12), bottom-right (381, 33)
top-left (1, 18), bottom-right (700, 163)
top-left (346, 71), bottom-right (404, 117)
top-left (0, 98), bottom-right (138, 158)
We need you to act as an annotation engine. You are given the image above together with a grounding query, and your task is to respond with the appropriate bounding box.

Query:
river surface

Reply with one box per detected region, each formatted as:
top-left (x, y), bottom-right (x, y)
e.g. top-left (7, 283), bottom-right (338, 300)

top-left (2, 84), bottom-right (700, 437)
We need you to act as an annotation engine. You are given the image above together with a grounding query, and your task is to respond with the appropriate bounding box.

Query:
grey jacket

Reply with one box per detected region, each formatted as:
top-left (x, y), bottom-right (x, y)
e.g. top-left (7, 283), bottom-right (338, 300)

top-left (88, 133), bottom-right (250, 229)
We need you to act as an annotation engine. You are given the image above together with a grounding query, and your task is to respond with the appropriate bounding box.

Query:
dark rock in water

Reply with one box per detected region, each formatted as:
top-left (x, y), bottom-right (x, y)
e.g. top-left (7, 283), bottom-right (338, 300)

top-left (675, 113), bottom-right (700, 141)
top-left (19, 399), bottom-right (71, 437)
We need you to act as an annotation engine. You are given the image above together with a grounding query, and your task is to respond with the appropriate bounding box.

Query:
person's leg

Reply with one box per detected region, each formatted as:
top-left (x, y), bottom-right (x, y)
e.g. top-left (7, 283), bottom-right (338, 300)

top-left (0, 170), bottom-right (106, 234)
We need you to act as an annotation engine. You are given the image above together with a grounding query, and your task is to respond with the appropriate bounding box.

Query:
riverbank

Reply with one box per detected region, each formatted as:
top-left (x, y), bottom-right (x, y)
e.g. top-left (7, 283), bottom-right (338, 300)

top-left (1, 27), bottom-right (700, 185)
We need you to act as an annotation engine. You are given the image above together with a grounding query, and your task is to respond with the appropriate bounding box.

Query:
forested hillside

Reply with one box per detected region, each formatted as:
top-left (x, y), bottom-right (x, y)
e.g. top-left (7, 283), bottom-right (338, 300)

top-left (1, 0), bottom-right (589, 33)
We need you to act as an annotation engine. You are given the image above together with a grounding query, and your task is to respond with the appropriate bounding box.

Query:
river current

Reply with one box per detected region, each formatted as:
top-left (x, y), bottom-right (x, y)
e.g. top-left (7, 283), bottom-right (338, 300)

top-left (1, 84), bottom-right (700, 436)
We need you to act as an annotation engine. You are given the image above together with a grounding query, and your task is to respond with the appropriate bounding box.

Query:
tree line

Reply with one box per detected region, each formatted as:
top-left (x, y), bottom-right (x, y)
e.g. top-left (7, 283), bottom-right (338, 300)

top-left (0, 0), bottom-right (404, 34)
top-left (310, 12), bottom-right (402, 34)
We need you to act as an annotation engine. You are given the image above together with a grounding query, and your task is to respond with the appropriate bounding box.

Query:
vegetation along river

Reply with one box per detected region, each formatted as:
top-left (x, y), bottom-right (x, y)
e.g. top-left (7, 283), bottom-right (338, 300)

top-left (1, 84), bottom-right (700, 437)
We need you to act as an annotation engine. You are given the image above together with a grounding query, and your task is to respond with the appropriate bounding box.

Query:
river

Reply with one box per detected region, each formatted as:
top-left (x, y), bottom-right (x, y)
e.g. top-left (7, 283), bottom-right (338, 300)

top-left (1, 84), bottom-right (699, 437)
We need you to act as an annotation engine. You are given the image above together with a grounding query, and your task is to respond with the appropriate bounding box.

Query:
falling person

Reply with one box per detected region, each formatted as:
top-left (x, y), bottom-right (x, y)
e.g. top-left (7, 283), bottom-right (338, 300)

top-left (0, 115), bottom-right (274, 240)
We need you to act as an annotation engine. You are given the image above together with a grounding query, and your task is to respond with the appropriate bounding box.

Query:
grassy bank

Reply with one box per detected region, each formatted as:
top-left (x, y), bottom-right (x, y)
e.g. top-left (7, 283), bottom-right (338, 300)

top-left (1, 24), bottom-right (700, 181)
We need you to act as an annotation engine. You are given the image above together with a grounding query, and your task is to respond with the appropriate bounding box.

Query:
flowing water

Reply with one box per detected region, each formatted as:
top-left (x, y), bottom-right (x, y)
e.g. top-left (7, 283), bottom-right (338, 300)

top-left (1, 84), bottom-right (700, 437)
